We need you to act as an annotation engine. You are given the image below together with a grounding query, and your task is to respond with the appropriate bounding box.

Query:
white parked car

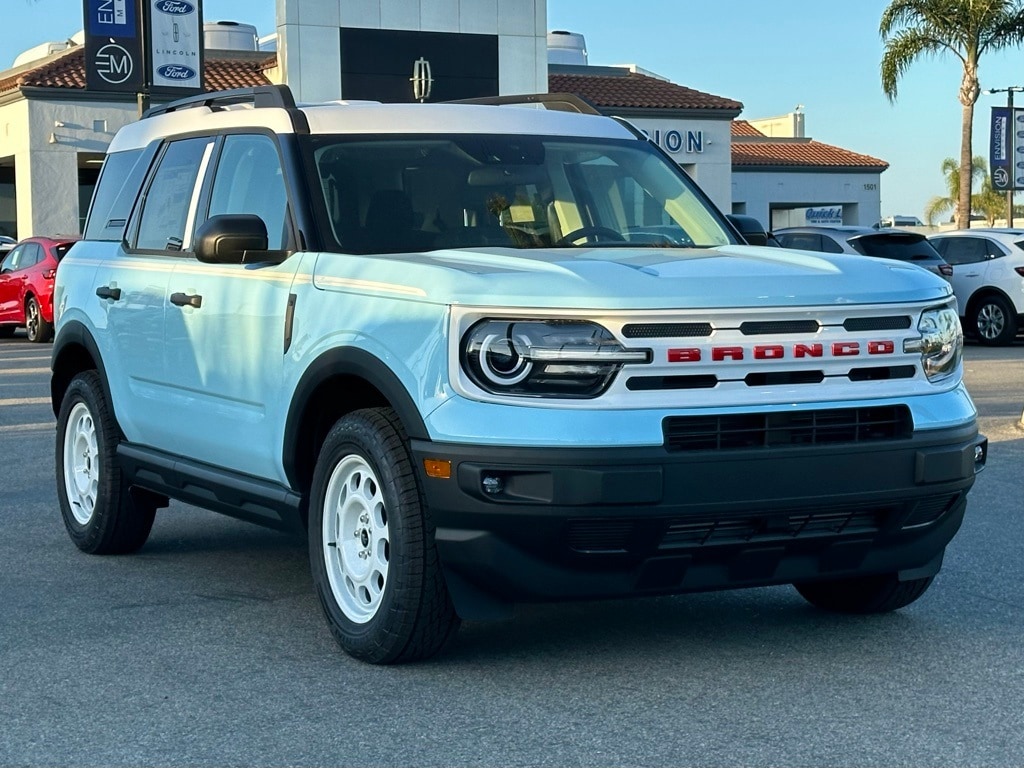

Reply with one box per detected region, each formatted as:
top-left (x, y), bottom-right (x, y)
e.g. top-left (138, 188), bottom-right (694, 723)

top-left (928, 228), bottom-right (1024, 345)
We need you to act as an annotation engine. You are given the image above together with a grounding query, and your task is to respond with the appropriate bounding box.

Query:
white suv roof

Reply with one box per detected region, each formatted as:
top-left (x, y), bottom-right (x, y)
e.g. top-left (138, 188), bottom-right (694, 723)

top-left (109, 87), bottom-right (634, 154)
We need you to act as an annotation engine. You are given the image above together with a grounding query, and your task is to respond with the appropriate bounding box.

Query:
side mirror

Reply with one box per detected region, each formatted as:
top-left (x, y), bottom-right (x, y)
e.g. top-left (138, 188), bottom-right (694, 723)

top-left (194, 214), bottom-right (269, 264)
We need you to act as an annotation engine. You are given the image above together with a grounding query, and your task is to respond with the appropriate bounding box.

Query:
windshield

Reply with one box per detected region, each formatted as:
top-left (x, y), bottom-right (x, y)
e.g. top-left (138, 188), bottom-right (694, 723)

top-left (308, 134), bottom-right (734, 254)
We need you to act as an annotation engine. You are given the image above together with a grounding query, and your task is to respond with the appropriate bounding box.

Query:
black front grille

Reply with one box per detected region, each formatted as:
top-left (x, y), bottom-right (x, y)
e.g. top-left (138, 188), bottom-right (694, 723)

top-left (843, 316), bottom-right (912, 331)
top-left (663, 405), bottom-right (913, 452)
top-left (740, 320), bottom-right (820, 335)
top-left (622, 322), bottom-right (712, 338)
top-left (661, 506), bottom-right (886, 548)
top-left (564, 491), bottom-right (957, 555)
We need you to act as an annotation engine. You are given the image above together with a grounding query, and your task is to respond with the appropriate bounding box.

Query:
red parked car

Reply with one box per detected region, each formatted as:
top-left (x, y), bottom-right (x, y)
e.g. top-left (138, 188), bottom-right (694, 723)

top-left (0, 236), bottom-right (79, 343)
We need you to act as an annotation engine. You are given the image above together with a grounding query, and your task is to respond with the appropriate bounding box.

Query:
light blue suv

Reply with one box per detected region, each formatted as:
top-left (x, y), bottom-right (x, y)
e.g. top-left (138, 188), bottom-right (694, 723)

top-left (52, 86), bottom-right (985, 663)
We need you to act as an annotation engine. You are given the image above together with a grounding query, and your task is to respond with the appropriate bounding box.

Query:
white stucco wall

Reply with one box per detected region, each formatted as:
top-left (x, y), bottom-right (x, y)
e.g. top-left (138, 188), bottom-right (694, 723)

top-left (276, 0), bottom-right (548, 102)
top-left (626, 116), bottom-right (733, 212)
top-left (732, 169), bottom-right (883, 230)
top-left (0, 98), bottom-right (138, 237)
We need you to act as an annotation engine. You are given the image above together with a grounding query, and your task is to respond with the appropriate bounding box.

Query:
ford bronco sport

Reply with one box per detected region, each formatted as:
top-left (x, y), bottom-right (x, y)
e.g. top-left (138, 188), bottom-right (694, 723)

top-left (52, 86), bottom-right (986, 663)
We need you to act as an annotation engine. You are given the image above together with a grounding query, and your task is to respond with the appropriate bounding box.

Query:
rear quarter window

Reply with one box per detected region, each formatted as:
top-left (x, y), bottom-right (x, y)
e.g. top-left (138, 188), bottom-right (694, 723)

top-left (83, 145), bottom-right (158, 242)
top-left (852, 234), bottom-right (941, 262)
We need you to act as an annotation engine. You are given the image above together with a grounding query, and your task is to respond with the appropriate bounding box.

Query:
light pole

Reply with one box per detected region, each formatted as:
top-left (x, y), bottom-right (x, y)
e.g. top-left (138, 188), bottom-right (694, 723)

top-left (984, 86), bottom-right (1024, 227)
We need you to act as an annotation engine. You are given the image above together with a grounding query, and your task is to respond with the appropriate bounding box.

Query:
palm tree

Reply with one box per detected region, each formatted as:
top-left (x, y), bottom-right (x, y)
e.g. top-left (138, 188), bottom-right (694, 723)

top-left (924, 155), bottom-right (987, 225)
top-left (881, 0), bottom-right (1024, 229)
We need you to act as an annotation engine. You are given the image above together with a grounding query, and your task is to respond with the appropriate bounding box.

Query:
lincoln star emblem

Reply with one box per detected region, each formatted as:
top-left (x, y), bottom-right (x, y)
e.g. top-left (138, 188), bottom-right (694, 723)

top-left (410, 57), bottom-right (433, 102)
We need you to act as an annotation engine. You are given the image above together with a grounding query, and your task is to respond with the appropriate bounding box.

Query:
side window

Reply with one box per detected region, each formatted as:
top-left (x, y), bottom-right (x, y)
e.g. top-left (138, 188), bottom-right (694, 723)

top-left (819, 235), bottom-right (844, 254)
top-left (22, 243), bottom-right (43, 268)
top-left (777, 233), bottom-right (822, 251)
top-left (938, 237), bottom-right (988, 266)
top-left (207, 134), bottom-right (289, 250)
top-left (84, 147), bottom-right (155, 242)
top-left (133, 137), bottom-right (214, 252)
top-left (0, 245), bottom-right (21, 273)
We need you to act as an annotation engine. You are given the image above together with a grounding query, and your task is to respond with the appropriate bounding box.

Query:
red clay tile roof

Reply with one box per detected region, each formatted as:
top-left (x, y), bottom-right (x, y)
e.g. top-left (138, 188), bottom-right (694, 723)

top-left (732, 139), bottom-right (888, 170)
top-left (731, 120), bottom-right (765, 137)
top-left (549, 71), bottom-right (741, 112)
top-left (0, 46), bottom-right (273, 95)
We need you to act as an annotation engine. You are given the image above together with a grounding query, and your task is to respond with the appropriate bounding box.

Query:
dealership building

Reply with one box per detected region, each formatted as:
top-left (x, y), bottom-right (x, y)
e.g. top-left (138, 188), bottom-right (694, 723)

top-left (0, 0), bottom-right (886, 239)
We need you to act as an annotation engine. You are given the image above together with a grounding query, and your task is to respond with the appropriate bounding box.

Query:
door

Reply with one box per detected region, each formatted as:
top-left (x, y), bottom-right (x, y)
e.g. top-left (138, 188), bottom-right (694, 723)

top-left (98, 135), bottom-right (216, 446)
top-left (162, 133), bottom-right (301, 482)
top-left (0, 245), bottom-right (25, 320)
top-left (934, 236), bottom-right (1001, 312)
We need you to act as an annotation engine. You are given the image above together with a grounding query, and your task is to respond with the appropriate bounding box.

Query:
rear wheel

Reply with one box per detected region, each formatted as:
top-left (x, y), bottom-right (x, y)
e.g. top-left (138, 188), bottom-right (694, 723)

top-left (794, 573), bottom-right (934, 614)
top-left (971, 294), bottom-right (1017, 346)
top-left (25, 296), bottom-right (53, 343)
top-left (56, 371), bottom-right (156, 554)
top-left (0, 325), bottom-right (15, 338)
top-left (309, 407), bottom-right (459, 664)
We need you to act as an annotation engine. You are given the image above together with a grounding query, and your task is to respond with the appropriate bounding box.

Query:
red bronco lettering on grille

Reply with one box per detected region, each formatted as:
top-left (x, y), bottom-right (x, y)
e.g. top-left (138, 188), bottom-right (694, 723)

top-left (667, 341), bottom-right (897, 363)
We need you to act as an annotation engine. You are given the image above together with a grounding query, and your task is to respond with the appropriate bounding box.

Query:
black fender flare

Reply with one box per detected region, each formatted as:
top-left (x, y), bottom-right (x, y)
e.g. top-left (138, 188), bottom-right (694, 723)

top-left (50, 320), bottom-right (113, 420)
top-left (282, 346), bottom-right (430, 488)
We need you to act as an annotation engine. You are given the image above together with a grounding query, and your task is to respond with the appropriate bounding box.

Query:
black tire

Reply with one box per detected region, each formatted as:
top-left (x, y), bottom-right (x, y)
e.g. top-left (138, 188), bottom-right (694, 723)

top-left (25, 296), bottom-right (53, 343)
top-left (794, 573), bottom-right (934, 614)
top-left (309, 407), bottom-right (459, 664)
top-left (56, 371), bottom-right (156, 554)
top-left (971, 294), bottom-right (1017, 346)
top-left (0, 325), bottom-right (15, 338)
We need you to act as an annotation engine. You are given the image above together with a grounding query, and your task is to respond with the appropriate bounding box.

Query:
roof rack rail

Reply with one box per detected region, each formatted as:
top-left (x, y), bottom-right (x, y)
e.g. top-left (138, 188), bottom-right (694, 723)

top-left (143, 85), bottom-right (296, 117)
top-left (142, 85), bottom-right (309, 133)
top-left (447, 92), bottom-right (601, 116)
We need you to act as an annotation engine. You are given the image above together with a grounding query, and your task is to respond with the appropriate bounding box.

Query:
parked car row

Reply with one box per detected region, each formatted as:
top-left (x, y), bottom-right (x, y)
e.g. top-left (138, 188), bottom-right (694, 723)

top-left (0, 236), bottom-right (79, 343)
top-left (743, 224), bottom-right (1023, 346)
top-left (2, 223), bottom-right (1022, 346)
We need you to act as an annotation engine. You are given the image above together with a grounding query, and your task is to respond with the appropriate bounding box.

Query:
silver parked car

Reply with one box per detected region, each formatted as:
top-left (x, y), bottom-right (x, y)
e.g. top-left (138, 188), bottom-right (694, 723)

top-left (928, 228), bottom-right (1024, 345)
top-left (774, 226), bottom-right (952, 282)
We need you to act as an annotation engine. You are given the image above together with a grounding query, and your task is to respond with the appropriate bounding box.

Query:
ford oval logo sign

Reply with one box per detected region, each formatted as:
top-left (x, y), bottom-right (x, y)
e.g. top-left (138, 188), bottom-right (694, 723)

top-left (155, 0), bottom-right (196, 14)
top-left (157, 64), bottom-right (197, 80)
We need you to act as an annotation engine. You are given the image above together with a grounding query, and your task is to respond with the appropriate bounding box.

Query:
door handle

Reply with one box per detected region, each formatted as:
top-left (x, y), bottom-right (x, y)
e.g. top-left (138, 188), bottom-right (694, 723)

top-left (170, 292), bottom-right (202, 308)
top-left (95, 286), bottom-right (122, 300)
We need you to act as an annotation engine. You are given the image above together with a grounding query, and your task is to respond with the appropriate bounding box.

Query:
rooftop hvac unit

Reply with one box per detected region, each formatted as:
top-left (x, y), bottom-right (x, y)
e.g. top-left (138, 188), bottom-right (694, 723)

top-left (204, 21), bottom-right (258, 52)
top-left (547, 31), bottom-right (588, 66)
top-left (13, 40), bottom-right (72, 68)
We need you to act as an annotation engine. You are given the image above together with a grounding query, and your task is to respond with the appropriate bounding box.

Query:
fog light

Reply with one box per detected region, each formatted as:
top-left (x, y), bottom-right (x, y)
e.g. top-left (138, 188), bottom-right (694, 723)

top-left (482, 475), bottom-right (504, 495)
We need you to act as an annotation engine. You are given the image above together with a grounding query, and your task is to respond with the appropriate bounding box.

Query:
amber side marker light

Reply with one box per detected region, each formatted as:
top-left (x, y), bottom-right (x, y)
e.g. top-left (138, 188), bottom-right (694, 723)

top-left (423, 459), bottom-right (452, 479)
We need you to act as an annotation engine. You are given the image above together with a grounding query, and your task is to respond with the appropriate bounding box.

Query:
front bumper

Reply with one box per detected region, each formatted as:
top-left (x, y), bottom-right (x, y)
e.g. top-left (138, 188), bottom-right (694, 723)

top-left (412, 423), bottom-right (986, 618)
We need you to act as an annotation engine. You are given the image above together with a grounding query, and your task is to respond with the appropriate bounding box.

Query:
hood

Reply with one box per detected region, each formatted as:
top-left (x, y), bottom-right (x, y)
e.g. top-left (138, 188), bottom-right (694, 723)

top-left (311, 244), bottom-right (954, 310)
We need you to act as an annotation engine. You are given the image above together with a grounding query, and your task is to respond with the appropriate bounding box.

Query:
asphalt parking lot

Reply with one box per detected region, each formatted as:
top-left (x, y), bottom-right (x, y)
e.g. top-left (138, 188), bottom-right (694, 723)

top-left (1, 331), bottom-right (1022, 767)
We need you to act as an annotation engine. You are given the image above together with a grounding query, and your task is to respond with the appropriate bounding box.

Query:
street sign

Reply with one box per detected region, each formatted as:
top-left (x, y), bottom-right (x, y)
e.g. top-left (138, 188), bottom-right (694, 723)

top-left (83, 0), bottom-right (145, 92)
top-left (82, 0), bottom-right (203, 98)
top-left (148, 0), bottom-right (203, 94)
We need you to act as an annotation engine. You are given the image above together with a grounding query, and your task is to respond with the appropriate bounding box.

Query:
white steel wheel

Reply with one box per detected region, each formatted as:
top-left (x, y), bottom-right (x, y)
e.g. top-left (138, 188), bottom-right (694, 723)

top-left (309, 407), bottom-right (459, 664)
top-left (63, 401), bottom-right (100, 525)
top-left (322, 454), bottom-right (391, 624)
top-left (55, 371), bottom-right (157, 554)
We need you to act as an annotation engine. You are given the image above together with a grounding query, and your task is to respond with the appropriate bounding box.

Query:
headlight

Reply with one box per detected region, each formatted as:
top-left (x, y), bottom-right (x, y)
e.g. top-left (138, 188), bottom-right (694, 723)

top-left (461, 319), bottom-right (648, 398)
top-left (904, 305), bottom-right (962, 381)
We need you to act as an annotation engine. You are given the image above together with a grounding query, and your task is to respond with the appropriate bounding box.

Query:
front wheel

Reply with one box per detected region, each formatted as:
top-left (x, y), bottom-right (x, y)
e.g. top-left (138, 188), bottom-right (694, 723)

top-left (794, 573), bottom-right (934, 614)
top-left (971, 294), bottom-right (1018, 346)
top-left (26, 296), bottom-right (53, 343)
top-left (56, 371), bottom-right (156, 554)
top-left (309, 407), bottom-right (459, 664)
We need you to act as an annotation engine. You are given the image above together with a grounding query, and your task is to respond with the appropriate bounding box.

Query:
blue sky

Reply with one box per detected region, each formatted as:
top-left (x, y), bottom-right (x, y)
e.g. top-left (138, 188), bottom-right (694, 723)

top-left (9, 0), bottom-right (1024, 223)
